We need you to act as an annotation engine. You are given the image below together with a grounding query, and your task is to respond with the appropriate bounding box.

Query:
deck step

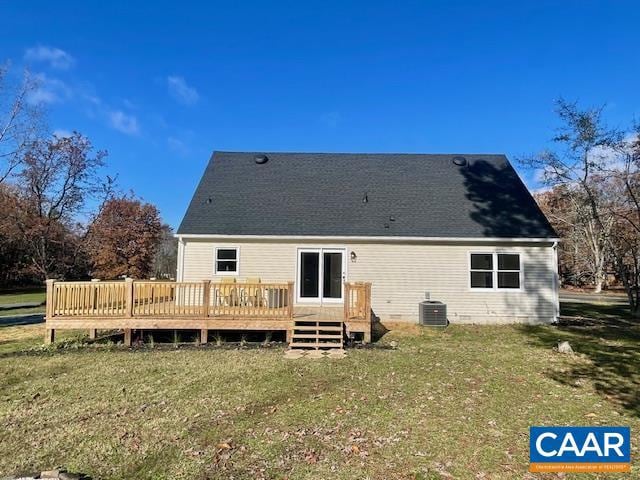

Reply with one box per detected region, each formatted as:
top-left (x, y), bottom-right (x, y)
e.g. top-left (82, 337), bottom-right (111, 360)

top-left (293, 325), bottom-right (343, 332)
top-left (289, 342), bottom-right (343, 349)
top-left (288, 317), bottom-right (346, 352)
top-left (292, 333), bottom-right (343, 339)
top-left (294, 321), bottom-right (342, 327)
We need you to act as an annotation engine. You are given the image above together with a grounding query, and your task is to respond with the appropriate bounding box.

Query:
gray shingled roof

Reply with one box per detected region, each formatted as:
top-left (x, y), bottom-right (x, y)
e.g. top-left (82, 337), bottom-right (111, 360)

top-left (177, 151), bottom-right (557, 239)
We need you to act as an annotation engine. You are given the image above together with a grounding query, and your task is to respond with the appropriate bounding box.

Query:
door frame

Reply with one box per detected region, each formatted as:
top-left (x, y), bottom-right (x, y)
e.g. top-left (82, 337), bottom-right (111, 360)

top-left (295, 247), bottom-right (347, 304)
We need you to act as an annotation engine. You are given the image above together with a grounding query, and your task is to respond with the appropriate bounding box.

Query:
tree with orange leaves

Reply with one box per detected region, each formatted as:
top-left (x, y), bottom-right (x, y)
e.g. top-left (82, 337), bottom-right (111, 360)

top-left (86, 196), bottom-right (163, 279)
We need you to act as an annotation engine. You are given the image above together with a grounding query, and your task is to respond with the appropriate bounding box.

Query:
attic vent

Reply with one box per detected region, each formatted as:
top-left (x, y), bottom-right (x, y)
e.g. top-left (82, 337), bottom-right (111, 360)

top-left (254, 154), bottom-right (269, 164)
top-left (452, 156), bottom-right (468, 167)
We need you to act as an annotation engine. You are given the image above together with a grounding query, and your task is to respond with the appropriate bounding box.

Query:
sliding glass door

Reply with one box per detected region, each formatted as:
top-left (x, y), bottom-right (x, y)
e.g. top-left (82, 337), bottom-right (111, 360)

top-left (299, 251), bottom-right (320, 299)
top-left (297, 248), bottom-right (345, 303)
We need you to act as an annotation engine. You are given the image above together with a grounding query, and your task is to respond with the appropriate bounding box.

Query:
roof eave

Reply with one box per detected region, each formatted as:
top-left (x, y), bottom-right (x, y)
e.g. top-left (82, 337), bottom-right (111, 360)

top-left (174, 233), bottom-right (559, 243)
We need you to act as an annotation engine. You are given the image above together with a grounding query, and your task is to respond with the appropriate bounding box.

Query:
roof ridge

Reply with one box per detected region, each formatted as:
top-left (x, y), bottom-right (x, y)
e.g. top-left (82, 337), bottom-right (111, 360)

top-left (212, 150), bottom-right (507, 157)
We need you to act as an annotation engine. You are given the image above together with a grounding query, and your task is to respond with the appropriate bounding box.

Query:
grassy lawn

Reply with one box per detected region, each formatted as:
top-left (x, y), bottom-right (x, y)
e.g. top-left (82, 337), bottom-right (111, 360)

top-left (0, 288), bottom-right (46, 317)
top-left (0, 304), bottom-right (638, 479)
top-left (0, 288), bottom-right (46, 306)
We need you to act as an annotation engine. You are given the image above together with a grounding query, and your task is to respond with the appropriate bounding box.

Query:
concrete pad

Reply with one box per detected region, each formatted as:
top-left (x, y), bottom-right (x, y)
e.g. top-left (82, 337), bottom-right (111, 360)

top-left (284, 349), bottom-right (306, 359)
top-left (326, 349), bottom-right (346, 358)
top-left (306, 350), bottom-right (325, 359)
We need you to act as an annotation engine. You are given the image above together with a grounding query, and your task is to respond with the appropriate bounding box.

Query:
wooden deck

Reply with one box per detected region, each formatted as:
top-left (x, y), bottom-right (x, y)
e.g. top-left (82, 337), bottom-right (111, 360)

top-left (44, 279), bottom-right (372, 345)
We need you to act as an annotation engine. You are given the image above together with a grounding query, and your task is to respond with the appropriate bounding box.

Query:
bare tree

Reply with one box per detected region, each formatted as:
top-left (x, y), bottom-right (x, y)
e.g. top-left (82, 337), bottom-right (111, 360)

top-left (606, 127), bottom-right (640, 315)
top-left (524, 100), bottom-right (619, 292)
top-left (0, 64), bottom-right (43, 184)
top-left (10, 132), bottom-right (109, 279)
top-left (153, 224), bottom-right (177, 279)
top-left (525, 100), bottom-right (640, 317)
top-left (535, 186), bottom-right (611, 288)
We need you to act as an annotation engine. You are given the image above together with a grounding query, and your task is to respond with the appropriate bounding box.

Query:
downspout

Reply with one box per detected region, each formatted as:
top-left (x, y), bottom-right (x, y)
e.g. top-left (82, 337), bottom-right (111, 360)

top-left (552, 241), bottom-right (560, 323)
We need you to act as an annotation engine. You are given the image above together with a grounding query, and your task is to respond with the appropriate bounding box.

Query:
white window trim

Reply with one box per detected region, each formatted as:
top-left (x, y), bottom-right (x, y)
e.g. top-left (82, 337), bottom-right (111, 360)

top-left (295, 247), bottom-right (347, 305)
top-left (468, 251), bottom-right (523, 292)
top-left (214, 246), bottom-right (240, 276)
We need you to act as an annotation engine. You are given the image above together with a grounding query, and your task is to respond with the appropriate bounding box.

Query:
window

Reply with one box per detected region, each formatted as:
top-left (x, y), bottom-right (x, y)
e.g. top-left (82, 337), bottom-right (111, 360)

top-left (470, 253), bottom-right (494, 288)
top-left (215, 248), bottom-right (238, 275)
top-left (470, 253), bottom-right (521, 290)
top-left (497, 253), bottom-right (520, 289)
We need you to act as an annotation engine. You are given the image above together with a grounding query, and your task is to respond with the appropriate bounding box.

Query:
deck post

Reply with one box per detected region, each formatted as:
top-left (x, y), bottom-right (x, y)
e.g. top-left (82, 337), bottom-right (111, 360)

top-left (123, 278), bottom-right (134, 347)
top-left (89, 329), bottom-right (97, 340)
top-left (44, 278), bottom-right (56, 344)
top-left (343, 282), bottom-right (350, 321)
top-left (45, 328), bottom-right (55, 345)
top-left (286, 281), bottom-right (294, 344)
top-left (287, 281), bottom-right (294, 320)
top-left (125, 277), bottom-right (134, 318)
top-left (45, 278), bottom-right (56, 319)
top-left (201, 280), bottom-right (211, 345)
top-left (363, 282), bottom-right (372, 344)
top-left (202, 280), bottom-right (211, 317)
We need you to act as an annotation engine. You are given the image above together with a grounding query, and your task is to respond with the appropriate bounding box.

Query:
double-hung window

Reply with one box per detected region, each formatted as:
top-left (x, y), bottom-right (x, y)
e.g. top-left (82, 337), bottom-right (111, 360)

top-left (215, 248), bottom-right (239, 275)
top-left (470, 253), bottom-right (521, 290)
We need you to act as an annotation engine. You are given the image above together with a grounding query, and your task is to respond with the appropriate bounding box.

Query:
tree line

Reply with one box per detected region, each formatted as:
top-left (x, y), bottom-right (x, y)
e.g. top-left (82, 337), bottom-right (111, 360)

top-left (0, 65), bottom-right (176, 287)
top-left (527, 100), bottom-right (640, 318)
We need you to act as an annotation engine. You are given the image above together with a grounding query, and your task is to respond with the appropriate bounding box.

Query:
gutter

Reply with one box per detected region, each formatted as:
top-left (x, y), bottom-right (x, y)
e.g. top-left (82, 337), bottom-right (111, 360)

top-left (173, 233), bottom-right (560, 244)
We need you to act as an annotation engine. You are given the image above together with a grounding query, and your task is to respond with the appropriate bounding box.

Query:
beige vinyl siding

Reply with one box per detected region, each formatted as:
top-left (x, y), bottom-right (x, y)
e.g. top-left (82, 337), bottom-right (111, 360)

top-left (180, 239), bottom-right (557, 324)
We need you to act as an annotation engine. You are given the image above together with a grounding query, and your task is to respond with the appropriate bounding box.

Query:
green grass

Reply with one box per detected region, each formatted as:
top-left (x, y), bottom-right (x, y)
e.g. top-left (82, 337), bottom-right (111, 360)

top-left (0, 288), bottom-right (46, 317)
top-left (0, 288), bottom-right (46, 306)
top-left (0, 305), bottom-right (638, 479)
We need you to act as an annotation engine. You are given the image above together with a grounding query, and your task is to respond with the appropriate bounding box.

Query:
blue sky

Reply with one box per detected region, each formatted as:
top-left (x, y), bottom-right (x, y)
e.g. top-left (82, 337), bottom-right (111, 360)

top-left (2, 1), bottom-right (639, 228)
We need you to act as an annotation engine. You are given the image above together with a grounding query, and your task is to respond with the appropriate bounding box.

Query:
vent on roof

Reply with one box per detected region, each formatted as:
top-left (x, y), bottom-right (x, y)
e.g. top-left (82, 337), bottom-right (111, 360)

top-left (254, 154), bottom-right (269, 164)
top-left (452, 156), bottom-right (468, 167)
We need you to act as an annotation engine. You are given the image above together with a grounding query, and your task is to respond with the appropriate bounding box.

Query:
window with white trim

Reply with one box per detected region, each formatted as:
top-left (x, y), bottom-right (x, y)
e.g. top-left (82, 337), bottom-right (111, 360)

top-left (497, 253), bottom-right (520, 289)
top-left (215, 248), bottom-right (238, 275)
top-left (470, 253), bottom-right (521, 289)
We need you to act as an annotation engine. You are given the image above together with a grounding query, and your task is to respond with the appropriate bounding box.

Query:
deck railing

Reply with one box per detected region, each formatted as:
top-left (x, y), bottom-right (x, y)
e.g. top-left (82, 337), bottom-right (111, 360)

top-left (44, 279), bottom-right (372, 345)
top-left (46, 279), bottom-right (295, 320)
top-left (51, 280), bottom-right (128, 317)
top-left (344, 282), bottom-right (372, 323)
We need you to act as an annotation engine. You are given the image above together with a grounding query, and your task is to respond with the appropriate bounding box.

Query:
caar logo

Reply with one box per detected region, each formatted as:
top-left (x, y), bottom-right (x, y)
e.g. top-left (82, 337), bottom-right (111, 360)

top-left (530, 426), bottom-right (631, 473)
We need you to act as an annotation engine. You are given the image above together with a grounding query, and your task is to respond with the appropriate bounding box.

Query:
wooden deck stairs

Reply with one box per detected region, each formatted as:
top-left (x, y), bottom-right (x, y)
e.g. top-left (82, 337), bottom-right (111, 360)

top-left (287, 318), bottom-right (345, 352)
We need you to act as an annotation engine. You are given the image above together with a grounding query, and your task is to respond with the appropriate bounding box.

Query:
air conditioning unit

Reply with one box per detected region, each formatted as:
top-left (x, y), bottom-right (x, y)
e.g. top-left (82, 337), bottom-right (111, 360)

top-left (419, 301), bottom-right (447, 327)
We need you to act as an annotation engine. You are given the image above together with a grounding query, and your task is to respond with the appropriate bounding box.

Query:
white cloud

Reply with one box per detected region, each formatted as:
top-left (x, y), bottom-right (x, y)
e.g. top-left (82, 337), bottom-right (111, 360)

top-left (53, 129), bottom-right (73, 138)
top-left (587, 134), bottom-right (638, 172)
top-left (108, 110), bottom-right (139, 135)
top-left (533, 168), bottom-right (547, 183)
top-left (167, 136), bottom-right (189, 156)
top-left (122, 99), bottom-right (137, 110)
top-left (531, 185), bottom-right (553, 195)
top-left (27, 88), bottom-right (57, 105)
top-left (24, 45), bottom-right (75, 70)
top-left (27, 73), bottom-right (72, 105)
top-left (167, 75), bottom-right (199, 105)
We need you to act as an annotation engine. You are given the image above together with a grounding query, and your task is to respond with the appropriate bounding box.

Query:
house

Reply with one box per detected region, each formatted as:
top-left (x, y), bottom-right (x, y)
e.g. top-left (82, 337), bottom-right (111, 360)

top-left (176, 151), bottom-right (559, 327)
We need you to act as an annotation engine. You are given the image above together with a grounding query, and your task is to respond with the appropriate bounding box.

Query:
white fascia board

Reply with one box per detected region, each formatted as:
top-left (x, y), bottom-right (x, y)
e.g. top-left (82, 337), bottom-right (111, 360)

top-left (176, 233), bottom-right (560, 243)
